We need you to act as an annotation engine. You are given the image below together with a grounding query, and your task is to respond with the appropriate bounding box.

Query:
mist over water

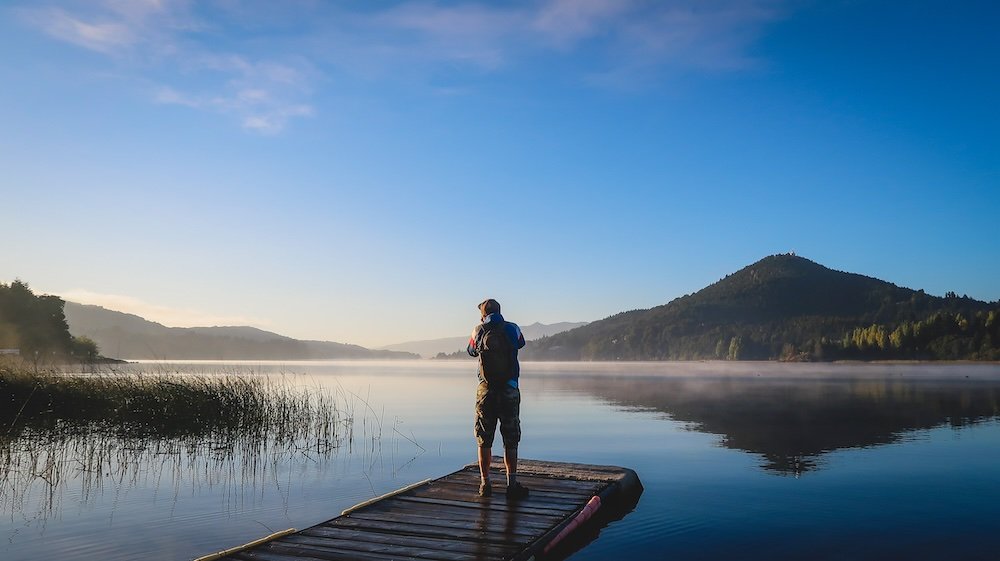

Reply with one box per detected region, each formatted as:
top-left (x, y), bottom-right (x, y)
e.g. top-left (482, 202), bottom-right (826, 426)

top-left (540, 370), bottom-right (1000, 474)
top-left (3, 361), bottom-right (999, 560)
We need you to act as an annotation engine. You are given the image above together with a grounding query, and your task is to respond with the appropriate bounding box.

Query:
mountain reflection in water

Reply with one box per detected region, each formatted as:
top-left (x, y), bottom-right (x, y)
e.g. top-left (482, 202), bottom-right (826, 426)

top-left (548, 375), bottom-right (1000, 474)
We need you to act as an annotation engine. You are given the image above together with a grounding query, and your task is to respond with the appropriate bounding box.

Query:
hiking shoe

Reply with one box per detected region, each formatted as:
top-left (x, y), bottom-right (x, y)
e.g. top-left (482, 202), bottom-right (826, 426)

top-left (506, 481), bottom-right (529, 500)
top-left (479, 480), bottom-right (492, 497)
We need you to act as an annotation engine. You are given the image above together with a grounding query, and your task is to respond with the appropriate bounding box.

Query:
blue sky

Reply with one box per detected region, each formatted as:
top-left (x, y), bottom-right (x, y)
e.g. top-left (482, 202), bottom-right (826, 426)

top-left (1, 0), bottom-right (997, 347)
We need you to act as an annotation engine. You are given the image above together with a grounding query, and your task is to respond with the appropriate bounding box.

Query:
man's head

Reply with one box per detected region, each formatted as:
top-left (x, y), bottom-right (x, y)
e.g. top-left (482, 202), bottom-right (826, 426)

top-left (478, 298), bottom-right (501, 319)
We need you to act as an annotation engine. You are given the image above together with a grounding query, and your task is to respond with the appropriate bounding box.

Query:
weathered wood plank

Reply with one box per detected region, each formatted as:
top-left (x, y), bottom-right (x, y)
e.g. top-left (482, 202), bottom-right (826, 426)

top-left (488, 459), bottom-right (634, 480)
top-left (405, 483), bottom-right (588, 509)
top-left (231, 550), bottom-right (351, 561)
top-left (301, 524), bottom-right (523, 546)
top-left (323, 515), bottom-right (546, 540)
top-left (285, 530), bottom-right (521, 557)
top-left (443, 477), bottom-right (600, 500)
top-left (238, 542), bottom-right (423, 561)
top-left (262, 537), bottom-right (504, 561)
top-left (344, 512), bottom-right (553, 536)
top-left (355, 502), bottom-right (560, 529)
top-left (402, 481), bottom-right (594, 504)
top-left (448, 471), bottom-right (606, 493)
top-left (391, 495), bottom-right (575, 517)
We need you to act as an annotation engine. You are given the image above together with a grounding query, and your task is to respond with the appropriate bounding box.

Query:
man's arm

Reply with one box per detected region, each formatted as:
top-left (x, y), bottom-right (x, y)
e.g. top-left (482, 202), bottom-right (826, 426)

top-left (467, 326), bottom-right (480, 357)
top-left (513, 324), bottom-right (525, 349)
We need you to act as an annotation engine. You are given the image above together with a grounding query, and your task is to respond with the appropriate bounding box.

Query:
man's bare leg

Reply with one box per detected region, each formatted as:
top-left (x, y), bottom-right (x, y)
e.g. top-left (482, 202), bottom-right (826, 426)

top-left (478, 445), bottom-right (492, 482)
top-left (504, 445), bottom-right (529, 498)
top-left (504, 445), bottom-right (518, 485)
top-left (478, 445), bottom-right (493, 496)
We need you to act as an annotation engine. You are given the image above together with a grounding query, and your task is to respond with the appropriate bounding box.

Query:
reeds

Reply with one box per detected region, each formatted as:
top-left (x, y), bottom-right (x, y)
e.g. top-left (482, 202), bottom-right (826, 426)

top-left (0, 359), bottom-right (374, 523)
top-left (2, 361), bottom-right (337, 440)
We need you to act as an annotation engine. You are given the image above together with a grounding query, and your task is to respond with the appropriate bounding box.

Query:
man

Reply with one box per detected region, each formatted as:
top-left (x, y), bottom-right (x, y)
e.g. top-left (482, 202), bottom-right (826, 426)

top-left (467, 298), bottom-right (528, 499)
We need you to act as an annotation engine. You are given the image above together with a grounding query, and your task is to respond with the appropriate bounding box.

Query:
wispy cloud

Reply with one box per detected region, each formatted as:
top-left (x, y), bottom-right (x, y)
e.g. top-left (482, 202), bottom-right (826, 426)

top-left (532, 0), bottom-right (633, 49)
top-left (154, 53), bottom-right (318, 133)
top-left (18, 0), bottom-right (787, 126)
top-left (369, 2), bottom-right (528, 69)
top-left (327, 0), bottom-right (785, 83)
top-left (18, 0), bottom-right (315, 133)
top-left (24, 0), bottom-right (195, 57)
top-left (29, 7), bottom-right (136, 54)
top-left (154, 87), bottom-right (314, 134)
top-left (619, 2), bottom-right (781, 70)
top-left (54, 289), bottom-right (268, 328)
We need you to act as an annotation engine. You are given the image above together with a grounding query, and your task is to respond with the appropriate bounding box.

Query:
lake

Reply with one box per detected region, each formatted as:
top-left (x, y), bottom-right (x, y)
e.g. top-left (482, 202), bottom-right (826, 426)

top-left (3, 360), bottom-right (1000, 560)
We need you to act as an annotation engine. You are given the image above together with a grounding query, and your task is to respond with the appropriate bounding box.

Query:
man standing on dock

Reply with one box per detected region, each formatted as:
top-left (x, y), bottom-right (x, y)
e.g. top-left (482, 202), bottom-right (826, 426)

top-left (468, 298), bottom-right (529, 499)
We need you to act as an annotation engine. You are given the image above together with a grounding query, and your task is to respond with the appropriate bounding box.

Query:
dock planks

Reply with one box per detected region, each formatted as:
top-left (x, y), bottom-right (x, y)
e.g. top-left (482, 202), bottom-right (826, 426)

top-left (200, 459), bottom-right (642, 561)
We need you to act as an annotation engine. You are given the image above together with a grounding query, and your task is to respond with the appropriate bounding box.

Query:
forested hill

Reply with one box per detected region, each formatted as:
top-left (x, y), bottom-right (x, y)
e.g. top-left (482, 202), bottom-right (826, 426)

top-left (64, 302), bottom-right (418, 360)
top-left (522, 255), bottom-right (999, 361)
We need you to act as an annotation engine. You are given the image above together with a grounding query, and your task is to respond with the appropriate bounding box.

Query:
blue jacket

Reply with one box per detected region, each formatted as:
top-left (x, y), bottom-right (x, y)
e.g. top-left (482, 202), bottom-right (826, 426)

top-left (467, 312), bottom-right (526, 387)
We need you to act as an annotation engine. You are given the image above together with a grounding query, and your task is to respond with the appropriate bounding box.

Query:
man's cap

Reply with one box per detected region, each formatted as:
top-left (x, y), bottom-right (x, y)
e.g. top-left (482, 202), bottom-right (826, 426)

top-left (479, 299), bottom-right (501, 316)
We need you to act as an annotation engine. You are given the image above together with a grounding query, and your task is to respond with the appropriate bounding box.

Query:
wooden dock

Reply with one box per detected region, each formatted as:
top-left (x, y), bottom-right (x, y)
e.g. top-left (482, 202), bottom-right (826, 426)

top-left (196, 459), bottom-right (642, 561)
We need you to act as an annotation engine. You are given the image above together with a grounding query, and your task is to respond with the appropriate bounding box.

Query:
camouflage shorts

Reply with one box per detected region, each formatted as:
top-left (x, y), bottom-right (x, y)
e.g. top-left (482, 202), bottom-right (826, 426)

top-left (474, 382), bottom-right (521, 448)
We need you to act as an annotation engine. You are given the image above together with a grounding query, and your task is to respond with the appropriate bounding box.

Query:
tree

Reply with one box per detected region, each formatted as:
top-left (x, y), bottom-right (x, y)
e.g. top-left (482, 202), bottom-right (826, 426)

top-left (72, 336), bottom-right (100, 362)
top-left (728, 336), bottom-right (743, 360)
top-left (714, 339), bottom-right (726, 359)
top-left (0, 279), bottom-right (90, 362)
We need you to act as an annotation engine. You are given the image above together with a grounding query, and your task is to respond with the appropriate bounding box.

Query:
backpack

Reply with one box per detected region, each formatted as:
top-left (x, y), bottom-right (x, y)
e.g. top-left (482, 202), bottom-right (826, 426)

top-left (477, 321), bottom-right (514, 386)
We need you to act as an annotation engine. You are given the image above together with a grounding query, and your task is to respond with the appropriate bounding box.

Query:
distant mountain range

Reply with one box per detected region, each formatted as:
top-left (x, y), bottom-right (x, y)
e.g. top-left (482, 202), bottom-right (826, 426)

top-left (379, 321), bottom-right (588, 358)
top-left (522, 254), bottom-right (999, 361)
top-left (63, 303), bottom-right (418, 360)
top-left (58, 254), bottom-right (1000, 362)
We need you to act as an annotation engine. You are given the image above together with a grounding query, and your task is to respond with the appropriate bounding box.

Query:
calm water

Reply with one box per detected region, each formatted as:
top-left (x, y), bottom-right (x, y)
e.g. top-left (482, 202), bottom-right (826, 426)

top-left (3, 361), bottom-right (1000, 560)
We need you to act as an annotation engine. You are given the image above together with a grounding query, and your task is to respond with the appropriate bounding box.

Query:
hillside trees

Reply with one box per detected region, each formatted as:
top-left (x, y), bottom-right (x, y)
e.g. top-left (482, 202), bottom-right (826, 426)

top-left (524, 255), bottom-right (999, 362)
top-left (0, 280), bottom-right (99, 362)
top-left (839, 310), bottom-right (1000, 360)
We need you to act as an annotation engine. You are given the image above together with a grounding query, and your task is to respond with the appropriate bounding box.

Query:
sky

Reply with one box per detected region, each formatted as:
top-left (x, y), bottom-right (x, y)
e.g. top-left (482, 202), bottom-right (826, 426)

top-left (1, 0), bottom-right (998, 348)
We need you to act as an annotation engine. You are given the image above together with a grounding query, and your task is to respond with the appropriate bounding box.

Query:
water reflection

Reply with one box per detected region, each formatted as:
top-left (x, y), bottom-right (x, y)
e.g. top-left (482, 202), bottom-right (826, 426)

top-left (549, 375), bottom-right (1000, 475)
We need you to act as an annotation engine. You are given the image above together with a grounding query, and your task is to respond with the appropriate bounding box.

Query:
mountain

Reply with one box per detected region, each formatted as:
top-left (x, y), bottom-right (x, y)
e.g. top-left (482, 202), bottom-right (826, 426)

top-left (379, 321), bottom-right (589, 358)
top-left (522, 321), bottom-right (591, 340)
top-left (522, 254), bottom-right (999, 361)
top-left (63, 303), bottom-right (418, 360)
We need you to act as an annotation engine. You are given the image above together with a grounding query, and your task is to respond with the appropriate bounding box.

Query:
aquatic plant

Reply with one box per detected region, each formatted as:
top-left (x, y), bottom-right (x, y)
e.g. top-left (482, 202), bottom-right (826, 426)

top-left (1, 361), bottom-right (340, 440)
top-left (0, 360), bottom-right (381, 524)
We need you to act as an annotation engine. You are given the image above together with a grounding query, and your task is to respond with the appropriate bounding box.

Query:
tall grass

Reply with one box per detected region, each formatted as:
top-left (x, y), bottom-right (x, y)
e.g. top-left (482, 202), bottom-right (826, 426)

top-left (2, 361), bottom-right (338, 439)
top-left (0, 359), bottom-right (377, 523)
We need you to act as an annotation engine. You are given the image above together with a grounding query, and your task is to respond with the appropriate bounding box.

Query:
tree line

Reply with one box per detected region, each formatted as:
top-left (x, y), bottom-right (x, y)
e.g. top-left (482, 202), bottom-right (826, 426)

top-left (833, 309), bottom-right (1000, 361)
top-left (0, 280), bottom-right (99, 363)
top-left (677, 307), bottom-right (1000, 362)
